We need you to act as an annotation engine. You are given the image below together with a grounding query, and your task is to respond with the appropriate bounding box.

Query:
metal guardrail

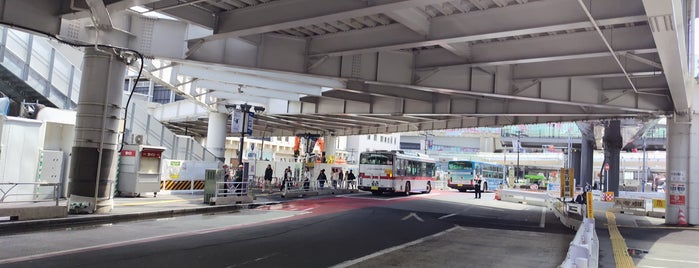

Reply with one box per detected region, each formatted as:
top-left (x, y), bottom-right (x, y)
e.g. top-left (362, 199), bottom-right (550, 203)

top-left (215, 180), bottom-right (251, 197)
top-left (0, 182), bottom-right (61, 206)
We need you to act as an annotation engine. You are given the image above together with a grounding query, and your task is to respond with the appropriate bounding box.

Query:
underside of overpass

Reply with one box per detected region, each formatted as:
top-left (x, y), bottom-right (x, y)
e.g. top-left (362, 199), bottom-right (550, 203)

top-left (1, 0), bottom-right (692, 138)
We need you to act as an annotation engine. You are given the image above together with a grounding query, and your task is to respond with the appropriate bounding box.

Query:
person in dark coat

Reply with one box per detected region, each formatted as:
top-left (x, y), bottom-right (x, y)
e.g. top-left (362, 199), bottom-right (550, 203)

top-left (280, 166), bottom-right (291, 191)
top-left (347, 170), bottom-right (356, 189)
top-left (234, 164), bottom-right (244, 195)
top-left (474, 174), bottom-right (482, 199)
top-left (264, 164), bottom-right (273, 193)
top-left (317, 169), bottom-right (327, 189)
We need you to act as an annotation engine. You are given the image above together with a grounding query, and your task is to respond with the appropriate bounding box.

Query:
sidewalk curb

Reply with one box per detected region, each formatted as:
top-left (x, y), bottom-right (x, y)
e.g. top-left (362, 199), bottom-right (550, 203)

top-left (0, 201), bottom-right (281, 234)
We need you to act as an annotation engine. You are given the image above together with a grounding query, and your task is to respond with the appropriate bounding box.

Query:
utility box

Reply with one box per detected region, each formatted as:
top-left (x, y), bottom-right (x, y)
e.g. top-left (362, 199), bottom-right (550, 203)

top-left (204, 169), bottom-right (223, 204)
top-left (118, 145), bottom-right (166, 197)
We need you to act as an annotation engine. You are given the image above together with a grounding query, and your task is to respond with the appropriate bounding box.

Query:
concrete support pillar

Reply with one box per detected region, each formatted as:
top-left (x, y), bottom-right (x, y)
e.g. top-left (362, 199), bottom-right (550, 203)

top-left (206, 112), bottom-right (228, 162)
top-left (325, 135), bottom-right (337, 162)
top-left (580, 138), bottom-right (594, 189)
top-left (603, 120), bottom-right (623, 196)
top-left (666, 114), bottom-right (698, 225)
top-left (572, 149), bottom-right (581, 187)
top-left (68, 48), bottom-right (127, 214)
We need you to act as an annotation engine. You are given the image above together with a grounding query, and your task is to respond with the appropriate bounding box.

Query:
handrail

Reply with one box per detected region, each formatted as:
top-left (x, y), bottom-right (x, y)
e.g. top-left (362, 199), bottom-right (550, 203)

top-left (0, 182), bottom-right (60, 206)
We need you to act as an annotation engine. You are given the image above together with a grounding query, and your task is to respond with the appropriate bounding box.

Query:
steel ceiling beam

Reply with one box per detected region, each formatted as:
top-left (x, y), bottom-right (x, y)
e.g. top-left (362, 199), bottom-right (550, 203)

top-left (365, 81), bottom-right (660, 114)
top-left (189, 0), bottom-right (451, 43)
top-left (642, 0), bottom-right (691, 112)
top-left (166, 58), bottom-right (347, 88)
top-left (417, 48), bottom-right (658, 71)
top-left (195, 80), bottom-right (301, 101)
top-left (309, 16), bottom-right (648, 57)
top-left (177, 65), bottom-right (323, 96)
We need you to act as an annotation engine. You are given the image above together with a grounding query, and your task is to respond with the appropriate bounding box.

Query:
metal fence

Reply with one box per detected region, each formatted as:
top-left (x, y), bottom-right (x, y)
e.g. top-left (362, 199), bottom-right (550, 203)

top-left (0, 182), bottom-right (61, 205)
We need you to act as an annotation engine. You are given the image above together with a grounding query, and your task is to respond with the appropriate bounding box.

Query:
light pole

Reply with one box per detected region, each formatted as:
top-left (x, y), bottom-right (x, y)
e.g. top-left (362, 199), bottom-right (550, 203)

top-left (516, 130), bottom-right (521, 183)
top-left (229, 103), bottom-right (265, 166)
top-left (420, 131), bottom-right (434, 154)
top-left (237, 104), bottom-right (250, 166)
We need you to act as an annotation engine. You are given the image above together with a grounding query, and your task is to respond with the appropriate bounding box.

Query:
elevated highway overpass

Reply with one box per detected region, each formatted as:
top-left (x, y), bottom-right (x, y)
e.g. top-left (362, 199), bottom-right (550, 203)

top-left (0, 0), bottom-right (696, 223)
top-left (0, 0), bottom-right (689, 137)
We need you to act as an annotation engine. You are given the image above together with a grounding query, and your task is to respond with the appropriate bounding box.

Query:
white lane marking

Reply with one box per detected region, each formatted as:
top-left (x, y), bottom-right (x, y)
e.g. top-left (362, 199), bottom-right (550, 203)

top-left (302, 207), bottom-right (315, 212)
top-left (401, 212), bottom-right (424, 222)
top-left (637, 266), bottom-right (668, 268)
top-left (330, 226), bottom-right (462, 268)
top-left (0, 213), bottom-right (301, 265)
top-left (539, 206), bottom-right (546, 228)
top-left (438, 213), bottom-right (457, 220)
top-left (644, 257), bottom-right (699, 264)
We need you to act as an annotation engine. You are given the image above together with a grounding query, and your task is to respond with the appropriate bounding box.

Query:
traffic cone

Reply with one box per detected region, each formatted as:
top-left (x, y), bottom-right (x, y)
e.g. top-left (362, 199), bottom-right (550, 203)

top-left (678, 209), bottom-right (688, 226)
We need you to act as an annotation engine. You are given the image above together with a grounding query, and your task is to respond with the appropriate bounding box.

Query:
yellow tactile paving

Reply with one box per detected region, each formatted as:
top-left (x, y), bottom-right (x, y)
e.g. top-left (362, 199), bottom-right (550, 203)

top-left (607, 211), bottom-right (635, 268)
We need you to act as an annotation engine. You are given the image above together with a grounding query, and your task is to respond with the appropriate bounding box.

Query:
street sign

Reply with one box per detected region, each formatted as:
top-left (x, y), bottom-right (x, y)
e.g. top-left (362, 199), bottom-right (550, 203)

top-left (559, 168), bottom-right (575, 198)
top-left (652, 199), bottom-right (666, 208)
top-left (604, 163), bottom-right (609, 171)
top-left (586, 191), bottom-right (594, 219)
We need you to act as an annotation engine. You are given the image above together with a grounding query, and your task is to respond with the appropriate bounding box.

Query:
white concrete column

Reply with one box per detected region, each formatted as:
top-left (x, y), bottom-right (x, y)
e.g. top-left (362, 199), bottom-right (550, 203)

top-left (206, 112), bottom-right (228, 162)
top-left (666, 114), bottom-right (699, 225)
top-left (68, 47), bottom-right (127, 214)
top-left (325, 135), bottom-right (337, 162)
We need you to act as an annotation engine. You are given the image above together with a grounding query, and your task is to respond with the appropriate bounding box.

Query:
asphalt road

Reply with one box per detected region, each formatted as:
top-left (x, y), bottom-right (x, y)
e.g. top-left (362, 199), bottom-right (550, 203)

top-left (0, 191), bottom-right (574, 268)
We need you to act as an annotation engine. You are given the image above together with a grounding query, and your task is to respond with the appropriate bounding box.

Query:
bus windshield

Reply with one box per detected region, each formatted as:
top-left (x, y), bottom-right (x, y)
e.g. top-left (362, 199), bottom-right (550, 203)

top-left (360, 153), bottom-right (393, 165)
top-left (448, 161), bottom-right (472, 170)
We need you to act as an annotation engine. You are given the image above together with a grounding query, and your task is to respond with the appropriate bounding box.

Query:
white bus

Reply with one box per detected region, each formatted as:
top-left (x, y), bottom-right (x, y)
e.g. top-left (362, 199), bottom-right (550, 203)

top-left (358, 150), bottom-right (436, 195)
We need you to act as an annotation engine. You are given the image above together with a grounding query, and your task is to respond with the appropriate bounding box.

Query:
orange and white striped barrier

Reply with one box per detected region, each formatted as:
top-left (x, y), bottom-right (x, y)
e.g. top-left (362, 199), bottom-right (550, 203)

top-left (678, 208), bottom-right (688, 226)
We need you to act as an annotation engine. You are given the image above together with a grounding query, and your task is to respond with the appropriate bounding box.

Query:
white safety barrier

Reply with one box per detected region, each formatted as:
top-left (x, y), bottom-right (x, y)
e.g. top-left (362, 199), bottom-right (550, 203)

top-left (499, 189), bottom-right (549, 206)
top-left (559, 218), bottom-right (599, 268)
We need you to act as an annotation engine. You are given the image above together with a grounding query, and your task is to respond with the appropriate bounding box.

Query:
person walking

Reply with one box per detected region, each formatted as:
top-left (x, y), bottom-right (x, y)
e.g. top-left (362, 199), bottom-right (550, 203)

top-left (347, 170), bottom-right (356, 189)
top-left (317, 169), bottom-right (327, 189)
top-left (474, 174), bottom-right (482, 199)
top-left (264, 164), bottom-right (273, 193)
top-left (338, 168), bottom-right (344, 189)
top-left (280, 166), bottom-right (291, 192)
top-left (303, 167), bottom-right (311, 191)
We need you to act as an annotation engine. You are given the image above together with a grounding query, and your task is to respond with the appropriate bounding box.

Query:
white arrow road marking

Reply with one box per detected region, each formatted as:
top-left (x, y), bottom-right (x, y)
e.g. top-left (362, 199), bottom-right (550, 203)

top-left (401, 212), bottom-right (424, 222)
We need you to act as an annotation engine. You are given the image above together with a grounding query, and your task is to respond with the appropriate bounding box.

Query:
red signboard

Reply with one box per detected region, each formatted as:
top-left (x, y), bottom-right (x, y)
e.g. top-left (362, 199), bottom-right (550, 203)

top-left (604, 163), bottom-right (610, 171)
top-left (670, 195), bottom-right (686, 205)
top-left (141, 150), bottom-right (162, 158)
top-left (121, 150), bottom-right (136, 157)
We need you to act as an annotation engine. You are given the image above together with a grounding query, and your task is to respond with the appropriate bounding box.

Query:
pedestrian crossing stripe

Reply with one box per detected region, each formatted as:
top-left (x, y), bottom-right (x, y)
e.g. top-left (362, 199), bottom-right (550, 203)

top-left (160, 180), bottom-right (205, 190)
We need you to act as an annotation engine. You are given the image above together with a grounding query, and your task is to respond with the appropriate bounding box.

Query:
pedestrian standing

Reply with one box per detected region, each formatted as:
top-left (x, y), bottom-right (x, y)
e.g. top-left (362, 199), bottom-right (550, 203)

top-left (474, 174), bottom-right (482, 199)
top-left (338, 168), bottom-right (344, 189)
top-left (222, 164), bottom-right (231, 195)
top-left (264, 164), bottom-right (273, 193)
top-left (234, 164), bottom-right (244, 195)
